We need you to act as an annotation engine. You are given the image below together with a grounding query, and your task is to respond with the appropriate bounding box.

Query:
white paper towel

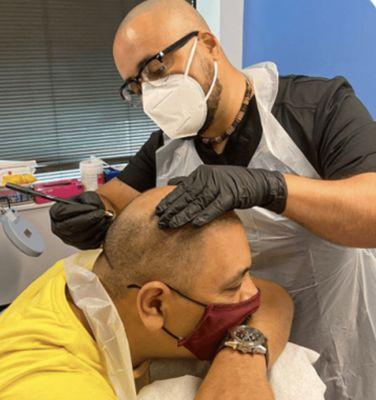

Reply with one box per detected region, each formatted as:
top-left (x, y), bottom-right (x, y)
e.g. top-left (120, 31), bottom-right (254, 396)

top-left (138, 343), bottom-right (326, 400)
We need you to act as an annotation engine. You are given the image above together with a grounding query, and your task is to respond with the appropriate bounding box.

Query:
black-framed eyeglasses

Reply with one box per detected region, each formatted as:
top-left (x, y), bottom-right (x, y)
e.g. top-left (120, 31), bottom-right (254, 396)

top-left (119, 30), bottom-right (199, 105)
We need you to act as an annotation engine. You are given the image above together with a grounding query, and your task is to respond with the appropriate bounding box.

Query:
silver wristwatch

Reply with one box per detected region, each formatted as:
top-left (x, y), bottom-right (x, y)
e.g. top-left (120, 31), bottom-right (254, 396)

top-left (222, 325), bottom-right (269, 368)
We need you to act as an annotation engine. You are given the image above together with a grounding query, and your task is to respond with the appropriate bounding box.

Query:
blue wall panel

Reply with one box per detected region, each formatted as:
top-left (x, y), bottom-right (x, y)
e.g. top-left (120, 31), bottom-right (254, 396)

top-left (243, 0), bottom-right (376, 117)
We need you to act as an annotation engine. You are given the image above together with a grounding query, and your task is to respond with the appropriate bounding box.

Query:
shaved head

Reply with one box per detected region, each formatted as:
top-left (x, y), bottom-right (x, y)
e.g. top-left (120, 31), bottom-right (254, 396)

top-left (113, 0), bottom-right (214, 80)
top-left (120, 0), bottom-right (209, 34)
top-left (101, 186), bottom-right (243, 297)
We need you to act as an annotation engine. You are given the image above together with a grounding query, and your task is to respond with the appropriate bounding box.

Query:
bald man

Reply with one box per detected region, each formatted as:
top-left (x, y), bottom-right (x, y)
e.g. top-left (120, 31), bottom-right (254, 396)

top-left (0, 187), bottom-right (293, 399)
top-left (50, 1), bottom-right (376, 399)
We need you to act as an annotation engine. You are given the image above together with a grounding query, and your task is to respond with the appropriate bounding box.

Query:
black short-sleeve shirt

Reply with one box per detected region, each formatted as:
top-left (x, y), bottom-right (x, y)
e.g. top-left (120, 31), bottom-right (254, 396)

top-left (118, 75), bottom-right (376, 193)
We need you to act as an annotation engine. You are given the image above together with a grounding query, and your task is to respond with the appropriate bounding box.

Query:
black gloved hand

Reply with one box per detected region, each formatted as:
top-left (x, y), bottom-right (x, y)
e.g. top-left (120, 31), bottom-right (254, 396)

top-left (50, 191), bottom-right (113, 250)
top-left (156, 165), bottom-right (287, 229)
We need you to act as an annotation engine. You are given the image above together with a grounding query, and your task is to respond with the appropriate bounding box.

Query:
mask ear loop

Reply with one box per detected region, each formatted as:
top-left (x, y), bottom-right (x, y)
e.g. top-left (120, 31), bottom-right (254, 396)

top-left (183, 36), bottom-right (218, 101)
top-left (162, 326), bottom-right (183, 341)
top-left (127, 283), bottom-right (195, 342)
top-left (161, 284), bottom-right (207, 342)
top-left (127, 283), bottom-right (207, 307)
top-left (205, 61), bottom-right (218, 101)
top-left (184, 37), bottom-right (218, 101)
top-left (184, 37), bottom-right (199, 78)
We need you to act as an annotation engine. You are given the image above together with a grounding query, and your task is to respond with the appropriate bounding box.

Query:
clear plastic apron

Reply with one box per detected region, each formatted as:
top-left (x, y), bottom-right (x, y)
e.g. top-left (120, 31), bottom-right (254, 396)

top-left (156, 62), bottom-right (376, 400)
top-left (64, 251), bottom-right (137, 400)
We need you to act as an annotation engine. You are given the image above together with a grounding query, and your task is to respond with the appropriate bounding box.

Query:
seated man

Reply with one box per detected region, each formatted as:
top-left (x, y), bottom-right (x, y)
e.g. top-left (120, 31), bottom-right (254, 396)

top-left (0, 187), bottom-right (295, 400)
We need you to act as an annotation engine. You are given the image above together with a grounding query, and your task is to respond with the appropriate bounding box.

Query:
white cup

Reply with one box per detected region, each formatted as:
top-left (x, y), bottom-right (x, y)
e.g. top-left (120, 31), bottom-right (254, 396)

top-left (80, 157), bottom-right (104, 191)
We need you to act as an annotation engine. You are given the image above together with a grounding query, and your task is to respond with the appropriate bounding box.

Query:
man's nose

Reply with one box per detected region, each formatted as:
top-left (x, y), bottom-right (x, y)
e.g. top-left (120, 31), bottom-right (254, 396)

top-left (239, 277), bottom-right (258, 301)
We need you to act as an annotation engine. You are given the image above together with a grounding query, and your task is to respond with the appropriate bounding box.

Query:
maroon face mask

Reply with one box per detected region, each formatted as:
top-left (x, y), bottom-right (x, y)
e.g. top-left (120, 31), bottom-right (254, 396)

top-left (128, 284), bottom-right (261, 361)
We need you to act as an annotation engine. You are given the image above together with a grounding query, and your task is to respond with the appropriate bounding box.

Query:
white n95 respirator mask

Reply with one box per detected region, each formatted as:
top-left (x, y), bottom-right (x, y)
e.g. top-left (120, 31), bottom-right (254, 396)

top-left (142, 37), bottom-right (218, 140)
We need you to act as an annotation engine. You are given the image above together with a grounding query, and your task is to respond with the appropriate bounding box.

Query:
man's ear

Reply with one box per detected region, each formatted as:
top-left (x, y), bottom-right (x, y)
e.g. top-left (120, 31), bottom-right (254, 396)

top-left (198, 31), bottom-right (220, 61)
top-left (136, 281), bottom-right (173, 332)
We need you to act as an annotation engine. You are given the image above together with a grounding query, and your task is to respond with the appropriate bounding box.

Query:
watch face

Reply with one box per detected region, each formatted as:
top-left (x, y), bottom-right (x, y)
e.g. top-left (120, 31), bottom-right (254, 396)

top-left (230, 326), bottom-right (265, 346)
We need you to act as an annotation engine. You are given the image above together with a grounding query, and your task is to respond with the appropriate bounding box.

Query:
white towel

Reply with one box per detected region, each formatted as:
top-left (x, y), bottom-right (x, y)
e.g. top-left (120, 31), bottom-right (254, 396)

top-left (269, 342), bottom-right (326, 400)
top-left (138, 343), bottom-right (326, 400)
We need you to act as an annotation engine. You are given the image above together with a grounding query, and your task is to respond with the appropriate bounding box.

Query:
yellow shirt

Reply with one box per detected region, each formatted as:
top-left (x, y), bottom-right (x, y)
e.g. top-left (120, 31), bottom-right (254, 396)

top-left (0, 250), bottom-right (117, 400)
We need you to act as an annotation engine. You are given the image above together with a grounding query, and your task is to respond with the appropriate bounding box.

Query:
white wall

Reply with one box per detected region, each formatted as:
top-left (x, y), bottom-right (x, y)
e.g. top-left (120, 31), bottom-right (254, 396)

top-left (197, 0), bottom-right (221, 39)
top-left (220, 0), bottom-right (244, 69)
top-left (0, 203), bottom-right (76, 305)
top-left (197, 0), bottom-right (244, 69)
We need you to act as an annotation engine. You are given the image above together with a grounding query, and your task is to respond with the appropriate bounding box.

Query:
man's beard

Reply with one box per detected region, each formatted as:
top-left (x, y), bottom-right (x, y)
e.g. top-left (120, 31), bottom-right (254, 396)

top-left (198, 58), bottom-right (223, 136)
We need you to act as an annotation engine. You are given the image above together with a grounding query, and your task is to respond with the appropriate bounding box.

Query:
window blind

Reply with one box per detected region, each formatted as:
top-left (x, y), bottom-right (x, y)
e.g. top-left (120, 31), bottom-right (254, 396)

top-left (0, 0), bottom-right (159, 174)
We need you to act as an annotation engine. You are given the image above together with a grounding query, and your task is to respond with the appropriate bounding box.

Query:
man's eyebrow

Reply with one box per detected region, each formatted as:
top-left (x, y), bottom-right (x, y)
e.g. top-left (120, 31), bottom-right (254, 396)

top-left (219, 265), bottom-right (251, 292)
top-left (136, 55), bottom-right (153, 74)
top-left (124, 55), bottom-right (155, 82)
top-left (134, 43), bottom-right (172, 79)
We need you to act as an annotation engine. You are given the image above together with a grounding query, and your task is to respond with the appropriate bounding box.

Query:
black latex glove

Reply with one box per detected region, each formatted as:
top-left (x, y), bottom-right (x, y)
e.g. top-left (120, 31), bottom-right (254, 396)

top-left (50, 191), bottom-right (113, 250)
top-left (156, 165), bottom-right (287, 229)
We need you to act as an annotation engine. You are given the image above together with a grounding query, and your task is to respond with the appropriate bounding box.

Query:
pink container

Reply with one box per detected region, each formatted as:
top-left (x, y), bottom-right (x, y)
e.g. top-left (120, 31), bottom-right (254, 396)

top-left (32, 179), bottom-right (84, 204)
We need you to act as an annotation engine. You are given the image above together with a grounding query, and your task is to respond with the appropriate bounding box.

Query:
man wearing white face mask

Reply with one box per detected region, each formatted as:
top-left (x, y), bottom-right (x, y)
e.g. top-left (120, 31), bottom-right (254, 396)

top-left (141, 31), bottom-right (218, 140)
top-left (50, 1), bottom-right (376, 399)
